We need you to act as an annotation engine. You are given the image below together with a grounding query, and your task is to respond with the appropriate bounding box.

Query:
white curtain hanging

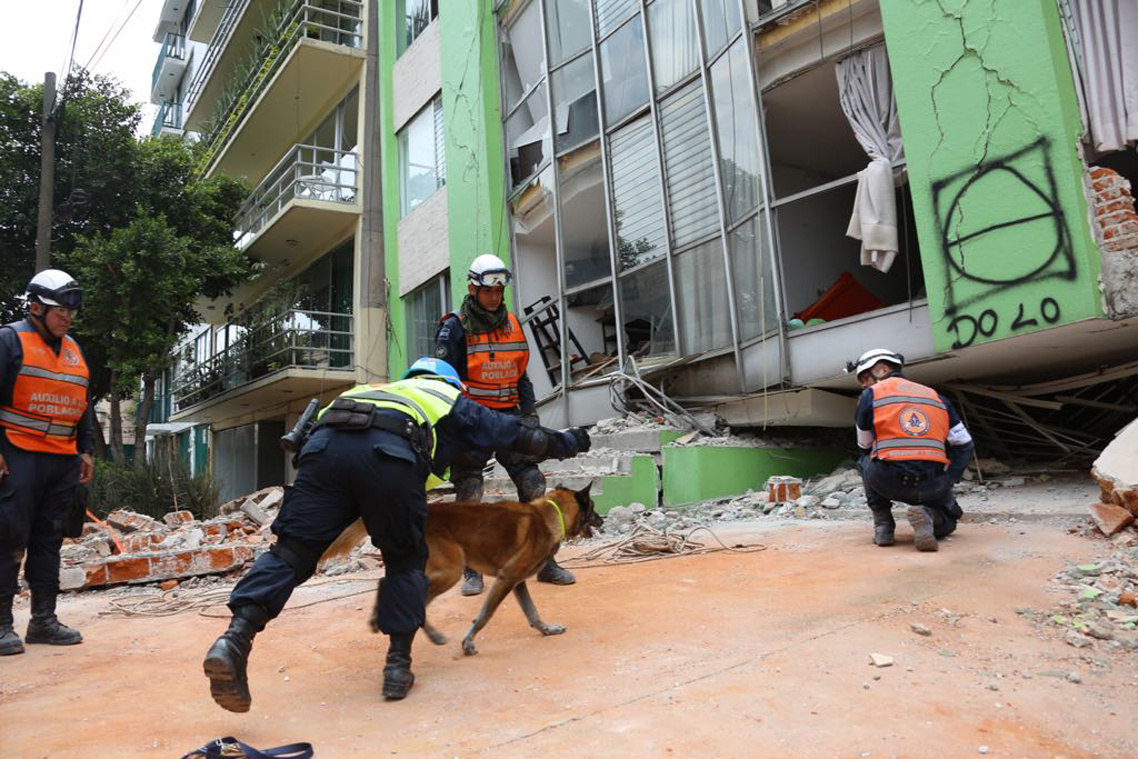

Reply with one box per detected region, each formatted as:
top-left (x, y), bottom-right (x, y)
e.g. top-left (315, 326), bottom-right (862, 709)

top-left (835, 45), bottom-right (905, 274)
top-left (1067, 0), bottom-right (1138, 154)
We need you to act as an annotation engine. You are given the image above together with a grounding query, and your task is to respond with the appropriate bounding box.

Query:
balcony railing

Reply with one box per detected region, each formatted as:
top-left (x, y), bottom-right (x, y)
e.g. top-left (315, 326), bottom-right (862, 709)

top-left (171, 308), bottom-right (353, 411)
top-left (233, 144), bottom-right (358, 247)
top-left (184, 0), bottom-right (251, 120)
top-left (151, 101), bottom-right (183, 137)
top-left (151, 32), bottom-right (187, 93)
top-left (195, 0), bottom-right (364, 168)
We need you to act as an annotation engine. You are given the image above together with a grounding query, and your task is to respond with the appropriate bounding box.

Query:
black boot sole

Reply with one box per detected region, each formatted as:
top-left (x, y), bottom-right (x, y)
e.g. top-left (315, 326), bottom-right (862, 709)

top-left (25, 630), bottom-right (82, 645)
top-left (0, 636), bottom-right (25, 655)
top-left (204, 645), bottom-right (252, 713)
top-left (382, 672), bottom-right (414, 700)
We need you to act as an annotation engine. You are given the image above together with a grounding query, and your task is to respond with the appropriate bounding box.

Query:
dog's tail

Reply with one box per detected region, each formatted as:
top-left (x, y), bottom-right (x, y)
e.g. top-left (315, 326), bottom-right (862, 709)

top-left (318, 517), bottom-right (369, 568)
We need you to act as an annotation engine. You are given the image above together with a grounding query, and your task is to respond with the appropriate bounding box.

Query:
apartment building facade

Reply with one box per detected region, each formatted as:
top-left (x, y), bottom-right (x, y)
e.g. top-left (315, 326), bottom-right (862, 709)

top-left (153, 0), bottom-right (1136, 499)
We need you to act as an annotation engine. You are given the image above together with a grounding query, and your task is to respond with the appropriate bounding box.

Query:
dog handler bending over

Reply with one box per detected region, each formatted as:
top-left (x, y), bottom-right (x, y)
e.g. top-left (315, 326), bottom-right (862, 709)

top-left (203, 357), bottom-right (590, 711)
top-left (849, 348), bottom-right (974, 551)
top-left (435, 254), bottom-right (576, 594)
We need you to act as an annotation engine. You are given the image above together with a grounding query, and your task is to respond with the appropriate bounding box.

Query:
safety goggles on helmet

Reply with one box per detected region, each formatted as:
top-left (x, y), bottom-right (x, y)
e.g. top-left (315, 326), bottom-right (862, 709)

top-left (846, 348), bottom-right (904, 379)
top-left (27, 269), bottom-right (84, 312)
top-left (470, 269), bottom-right (512, 288)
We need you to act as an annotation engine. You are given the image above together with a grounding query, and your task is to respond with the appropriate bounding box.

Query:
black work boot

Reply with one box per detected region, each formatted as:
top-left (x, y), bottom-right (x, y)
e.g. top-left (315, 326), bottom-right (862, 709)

top-left (382, 633), bottom-right (415, 700)
top-left (461, 567), bottom-right (484, 596)
top-left (0, 595), bottom-right (24, 656)
top-left (536, 558), bottom-right (575, 585)
top-left (25, 590), bottom-right (82, 646)
top-left (203, 606), bottom-right (269, 713)
top-left (869, 507), bottom-right (895, 546)
top-left (906, 505), bottom-right (939, 552)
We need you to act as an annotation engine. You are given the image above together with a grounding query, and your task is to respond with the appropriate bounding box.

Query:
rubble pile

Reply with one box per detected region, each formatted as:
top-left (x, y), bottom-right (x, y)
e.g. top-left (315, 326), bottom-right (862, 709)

top-left (57, 487), bottom-right (284, 591)
top-left (1090, 418), bottom-right (1138, 536)
top-left (1044, 545), bottom-right (1138, 652)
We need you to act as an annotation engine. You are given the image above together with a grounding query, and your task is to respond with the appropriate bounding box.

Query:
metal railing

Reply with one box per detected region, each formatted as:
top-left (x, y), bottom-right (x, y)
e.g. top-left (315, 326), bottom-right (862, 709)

top-left (184, 0), bottom-right (252, 120)
top-left (171, 308), bottom-right (354, 411)
top-left (233, 144), bottom-right (358, 247)
top-left (151, 32), bottom-right (187, 93)
top-left (194, 0), bottom-right (364, 165)
top-left (151, 101), bottom-right (183, 137)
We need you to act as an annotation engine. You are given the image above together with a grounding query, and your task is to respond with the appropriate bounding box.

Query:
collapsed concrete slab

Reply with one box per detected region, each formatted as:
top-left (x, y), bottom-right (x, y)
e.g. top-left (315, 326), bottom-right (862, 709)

top-left (1092, 417), bottom-right (1138, 518)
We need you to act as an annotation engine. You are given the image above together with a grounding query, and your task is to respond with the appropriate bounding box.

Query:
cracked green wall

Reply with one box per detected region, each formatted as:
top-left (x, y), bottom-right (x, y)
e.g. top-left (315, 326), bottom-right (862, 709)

top-left (379, 6), bottom-right (507, 377)
top-left (880, 0), bottom-right (1101, 353)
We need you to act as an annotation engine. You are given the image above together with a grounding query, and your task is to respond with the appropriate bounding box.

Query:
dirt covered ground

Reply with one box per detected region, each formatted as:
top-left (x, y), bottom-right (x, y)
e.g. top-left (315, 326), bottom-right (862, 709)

top-left (2, 483), bottom-right (1137, 758)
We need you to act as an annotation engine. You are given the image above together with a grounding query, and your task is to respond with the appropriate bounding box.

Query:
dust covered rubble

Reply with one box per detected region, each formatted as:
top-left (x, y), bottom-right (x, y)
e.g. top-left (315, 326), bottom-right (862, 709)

top-left (1035, 545), bottom-right (1138, 653)
top-left (52, 486), bottom-right (378, 592)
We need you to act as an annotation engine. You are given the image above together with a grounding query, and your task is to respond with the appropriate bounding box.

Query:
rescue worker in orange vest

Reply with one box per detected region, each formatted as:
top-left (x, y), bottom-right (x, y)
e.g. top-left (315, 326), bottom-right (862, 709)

top-left (848, 349), bottom-right (974, 552)
top-left (0, 270), bottom-right (94, 656)
top-left (434, 254), bottom-right (576, 594)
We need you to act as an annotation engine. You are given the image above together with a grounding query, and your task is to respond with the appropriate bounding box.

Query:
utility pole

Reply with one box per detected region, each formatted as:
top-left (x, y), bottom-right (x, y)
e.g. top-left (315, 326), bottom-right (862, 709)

top-left (35, 72), bottom-right (57, 273)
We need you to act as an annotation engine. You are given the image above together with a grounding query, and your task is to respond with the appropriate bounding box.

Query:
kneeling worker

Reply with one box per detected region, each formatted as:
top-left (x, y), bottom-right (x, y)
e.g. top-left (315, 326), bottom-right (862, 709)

top-left (848, 348), bottom-right (974, 551)
top-left (202, 357), bottom-right (591, 711)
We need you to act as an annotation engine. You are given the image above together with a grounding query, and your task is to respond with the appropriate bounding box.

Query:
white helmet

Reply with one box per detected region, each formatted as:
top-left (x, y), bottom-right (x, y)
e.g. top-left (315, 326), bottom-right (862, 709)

top-left (26, 269), bottom-right (83, 310)
top-left (468, 254), bottom-right (512, 287)
top-left (847, 348), bottom-right (904, 379)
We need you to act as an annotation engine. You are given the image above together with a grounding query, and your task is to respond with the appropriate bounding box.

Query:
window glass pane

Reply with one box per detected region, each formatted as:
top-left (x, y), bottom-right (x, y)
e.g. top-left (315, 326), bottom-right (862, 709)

top-left (675, 237), bottom-right (732, 353)
top-left (710, 38), bottom-right (759, 222)
top-left (407, 275), bottom-right (448, 361)
top-left (434, 99), bottom-right (447, 184)
top-left (506, 83), bottom-right (550, 189)
top-left (730, 215), bottom-right (777, 341)
top-left (659, 81), bottom-right (719, 247)
top-left (609, 117), bottom-right (666, 271)
top-left (400, 100), bottom-right (442, 215)
top-left (699, 0), bottom-right (741, 58)
top-left (618, 260), bottom-right (675, 357)
top-left (559, 144), bottom-right (610, 288)
top-left (594, 0), bottom-right (639, 37)
top-left (341, 88), bottom-right (359, 152)
top-left (545, 0), bottom-right (591, 65)
top-left (500, 0), bottom-right (545, 113)
top-left (648, 0), bottom-right (699, 93)
top-left (552, 53), bottom-right (599, 153)
top-left (398, 0), bottom-right (438, 57)
top-left (598, 15), bottom-right (648, 126)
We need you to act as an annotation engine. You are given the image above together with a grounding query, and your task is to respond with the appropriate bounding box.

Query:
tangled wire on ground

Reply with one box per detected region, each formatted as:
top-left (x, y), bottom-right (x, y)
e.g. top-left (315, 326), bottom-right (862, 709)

top-left (99, 525), bottom-right (763, 617)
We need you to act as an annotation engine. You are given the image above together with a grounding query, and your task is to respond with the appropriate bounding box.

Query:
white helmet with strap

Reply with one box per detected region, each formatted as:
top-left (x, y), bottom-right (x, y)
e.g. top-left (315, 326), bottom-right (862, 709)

top-left (26, 268), bottom-right (83, 310)
top-left (468, 254), bottom-right (512, 287)
top-left (847, 348), bottom-right (904, 379)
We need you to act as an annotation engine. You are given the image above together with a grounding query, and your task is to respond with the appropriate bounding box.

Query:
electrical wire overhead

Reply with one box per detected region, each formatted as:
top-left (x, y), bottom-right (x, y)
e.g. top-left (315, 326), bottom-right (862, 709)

top-left (84, 0), bottom-right (143, 74)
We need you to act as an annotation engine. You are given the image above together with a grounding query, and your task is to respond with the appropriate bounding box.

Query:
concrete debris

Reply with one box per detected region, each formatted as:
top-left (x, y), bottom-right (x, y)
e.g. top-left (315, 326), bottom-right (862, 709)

top-left (1093, 418), bottom-right (1138, 520)
top-left (1089, 501), bottom-right (1136, 536)
top-left (868, 653), bottom-right (894, 667)
top-left (1043, 545), bottom-right (1138, 653)
top-left (910, 623), bottom-right (932, 636)
top-left (55, 487), bottom-right (290, 591)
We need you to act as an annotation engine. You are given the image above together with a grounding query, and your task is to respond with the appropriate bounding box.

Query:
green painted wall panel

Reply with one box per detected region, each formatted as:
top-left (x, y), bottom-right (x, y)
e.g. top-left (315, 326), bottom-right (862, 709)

top-left (592, 455), bottom-right (659, 515)
top-left (880, 0), bottom-right (1102, 353)
top-left (662, 447), bottom-right (846, 507)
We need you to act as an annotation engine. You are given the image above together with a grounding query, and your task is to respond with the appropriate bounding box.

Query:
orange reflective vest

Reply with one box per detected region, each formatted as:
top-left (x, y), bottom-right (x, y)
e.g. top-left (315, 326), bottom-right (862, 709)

top-left (870, 376), bottom-right (950, 464)
top-left (458, 311), bottom-right (529, 409)
top-left (0, 322), bottom-right (89, 454)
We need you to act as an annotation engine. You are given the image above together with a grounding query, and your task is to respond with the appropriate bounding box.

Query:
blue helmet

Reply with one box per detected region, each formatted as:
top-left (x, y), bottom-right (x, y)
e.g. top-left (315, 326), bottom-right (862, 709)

top-left (403, 357), bottom-right (465, 391)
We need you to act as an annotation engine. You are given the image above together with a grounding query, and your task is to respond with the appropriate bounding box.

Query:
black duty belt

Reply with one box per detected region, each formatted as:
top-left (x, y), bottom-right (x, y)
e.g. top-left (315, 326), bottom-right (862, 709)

top-left (370, 412), bottom-right (429, 451)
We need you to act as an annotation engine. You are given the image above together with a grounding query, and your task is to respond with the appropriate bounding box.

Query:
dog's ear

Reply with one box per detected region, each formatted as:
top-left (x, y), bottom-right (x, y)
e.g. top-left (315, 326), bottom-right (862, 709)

top-left (577, 482), bottom-right (593, 498)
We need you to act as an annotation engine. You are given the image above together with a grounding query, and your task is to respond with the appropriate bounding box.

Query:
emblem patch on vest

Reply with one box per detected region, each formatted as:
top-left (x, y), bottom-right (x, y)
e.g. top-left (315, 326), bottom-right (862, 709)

top-left (898, 407), bottom-right (931, 436)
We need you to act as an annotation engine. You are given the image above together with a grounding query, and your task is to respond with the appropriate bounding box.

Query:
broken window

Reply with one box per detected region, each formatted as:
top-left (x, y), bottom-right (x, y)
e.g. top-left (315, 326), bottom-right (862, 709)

top-left (599, 14), bottom-right (649, 126)
top-left (709, 37), bottom-right (760, 223)
top-left (551, 51), bottom-right (599, 153)
top-left (545, 0), bottom-right (590, 65)
top-left (675, 237), bottom-right (732, 354)
top-left (729, 214), bottom-right (778, 342)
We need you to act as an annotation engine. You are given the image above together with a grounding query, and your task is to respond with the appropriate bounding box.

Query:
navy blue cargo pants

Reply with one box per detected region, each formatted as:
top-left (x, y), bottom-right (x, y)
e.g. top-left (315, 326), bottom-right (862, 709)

top-left (860, 456), bottom-right (962, 539)
top-left (228, 423), bottom-right (430, 635)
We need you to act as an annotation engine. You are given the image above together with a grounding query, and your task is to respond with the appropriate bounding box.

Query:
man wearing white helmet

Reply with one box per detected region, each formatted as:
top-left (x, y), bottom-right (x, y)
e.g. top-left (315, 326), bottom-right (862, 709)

top-left (434, 253), bottom-right (576, 593)
top-left (846, 348), bottom-right (974, 551)
top-left (0, 269), bottom-right (94, 656)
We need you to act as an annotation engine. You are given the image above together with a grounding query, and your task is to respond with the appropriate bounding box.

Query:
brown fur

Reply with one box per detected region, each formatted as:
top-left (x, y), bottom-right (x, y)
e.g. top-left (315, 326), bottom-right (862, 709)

top-left (321, 484), bottom-right (601, 656)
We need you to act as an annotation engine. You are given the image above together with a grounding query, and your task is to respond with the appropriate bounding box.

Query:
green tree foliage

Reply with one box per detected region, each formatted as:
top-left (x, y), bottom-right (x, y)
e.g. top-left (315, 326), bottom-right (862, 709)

top-left (0, 69), bottom-right (251, 464)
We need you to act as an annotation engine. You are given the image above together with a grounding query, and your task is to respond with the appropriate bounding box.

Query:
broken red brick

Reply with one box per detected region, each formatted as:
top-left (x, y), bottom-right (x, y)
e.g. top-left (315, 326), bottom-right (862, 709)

top-left (104, 556), bottom-right (152, 585)
top-left (163, 510), bottom-right (195, 526)
top-left (1120, 591), bottom-right (1137, 608)
top-left (1089, 501), bottom-right (1135, 536)
top-left (159, 579), bottom-right (179, 591)
top-left (106, 510), bottom-right (163, 534)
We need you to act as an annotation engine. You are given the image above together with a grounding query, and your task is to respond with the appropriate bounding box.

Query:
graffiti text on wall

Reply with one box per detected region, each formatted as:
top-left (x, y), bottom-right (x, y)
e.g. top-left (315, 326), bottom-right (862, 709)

top-left (930, 138), bottom-right (1076, 349)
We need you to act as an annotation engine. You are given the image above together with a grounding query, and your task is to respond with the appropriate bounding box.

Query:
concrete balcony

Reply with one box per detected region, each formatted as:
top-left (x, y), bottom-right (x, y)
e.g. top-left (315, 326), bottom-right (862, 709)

top-left (150, 101), bottom-right (183, 138)
top-left (171, 308), bottom-right (354, 423)
top-left (190, 0), bottom-right (365, 183)
top-left (232, 144), bottom-right (360, 268)
top-left (150, 32), bottom-right (187, 104)
top-left (183, 0), bottom-right (258, 129)
top-left (185, 0), bottom-right (236, 43)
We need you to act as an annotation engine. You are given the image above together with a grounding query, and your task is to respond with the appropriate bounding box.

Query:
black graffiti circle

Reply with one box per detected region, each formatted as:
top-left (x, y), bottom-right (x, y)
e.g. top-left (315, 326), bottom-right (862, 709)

top-left (943, 164), bottom-right (1068, 285)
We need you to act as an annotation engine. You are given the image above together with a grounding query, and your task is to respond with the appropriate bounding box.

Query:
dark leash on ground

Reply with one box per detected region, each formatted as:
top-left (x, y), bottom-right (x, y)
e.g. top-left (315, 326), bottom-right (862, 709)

top-left (98, 525), bottom-right (765, 618)
top-left (180, 736), bottom-right (313, 758)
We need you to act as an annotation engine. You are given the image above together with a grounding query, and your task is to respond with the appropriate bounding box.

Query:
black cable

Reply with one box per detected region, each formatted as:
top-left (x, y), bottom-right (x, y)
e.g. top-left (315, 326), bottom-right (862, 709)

top-left (85, 0), bottom-right (144, 74)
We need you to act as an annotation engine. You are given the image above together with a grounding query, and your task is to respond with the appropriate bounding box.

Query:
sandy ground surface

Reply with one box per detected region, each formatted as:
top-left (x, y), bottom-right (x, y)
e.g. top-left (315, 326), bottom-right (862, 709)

top-left (2, 486), bottom-right (1137, 758)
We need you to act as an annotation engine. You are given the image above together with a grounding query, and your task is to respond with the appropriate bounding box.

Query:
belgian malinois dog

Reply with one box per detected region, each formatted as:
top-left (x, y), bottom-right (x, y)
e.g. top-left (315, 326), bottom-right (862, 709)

top-left (322, 484), bottom-right (602, 656)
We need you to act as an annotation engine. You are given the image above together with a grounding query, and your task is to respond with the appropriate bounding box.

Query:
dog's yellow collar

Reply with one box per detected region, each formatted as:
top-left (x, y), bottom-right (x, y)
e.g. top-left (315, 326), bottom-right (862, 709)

top-left (546, 499), bottom-right (567, 540)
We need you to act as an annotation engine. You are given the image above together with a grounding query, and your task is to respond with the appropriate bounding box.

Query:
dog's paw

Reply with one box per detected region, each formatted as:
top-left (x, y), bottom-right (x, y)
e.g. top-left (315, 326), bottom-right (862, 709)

top-left (461, 638), bottom-right (479, 656)
top-left (538, 623), bottom-right (566, 636)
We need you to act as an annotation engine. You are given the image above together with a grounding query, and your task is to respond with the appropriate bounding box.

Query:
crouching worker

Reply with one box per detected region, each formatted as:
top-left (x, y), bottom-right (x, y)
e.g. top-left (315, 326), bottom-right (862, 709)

top-left (848, 349), bottom-right (974, 551)
top-left (202, 357), bottom-right (591, 711)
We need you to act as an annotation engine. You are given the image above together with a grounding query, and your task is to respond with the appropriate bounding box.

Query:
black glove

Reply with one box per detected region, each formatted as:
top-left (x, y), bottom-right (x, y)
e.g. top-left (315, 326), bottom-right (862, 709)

top-left (566, 426), bottom-right (590, 455)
